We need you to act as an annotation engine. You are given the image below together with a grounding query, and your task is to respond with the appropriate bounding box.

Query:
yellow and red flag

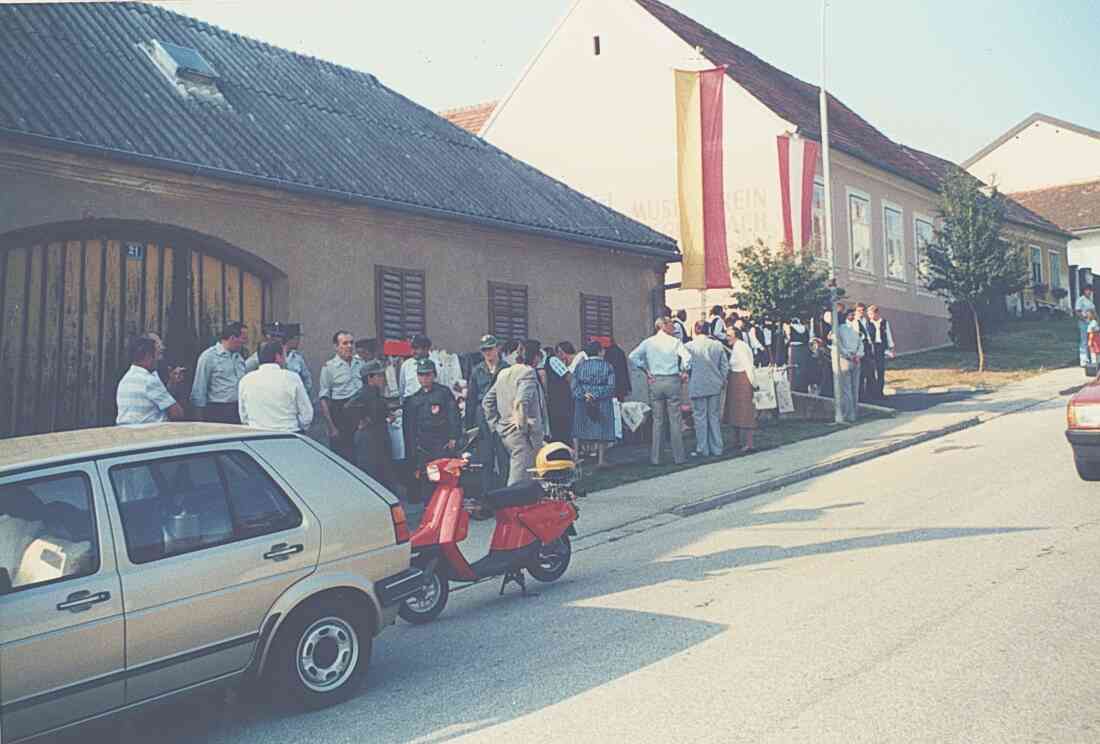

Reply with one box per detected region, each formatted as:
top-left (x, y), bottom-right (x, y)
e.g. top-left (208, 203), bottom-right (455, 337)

top-left (777, 134), bottom-right (821, 252)
top-left (674, 66), bottom-right (731, 290)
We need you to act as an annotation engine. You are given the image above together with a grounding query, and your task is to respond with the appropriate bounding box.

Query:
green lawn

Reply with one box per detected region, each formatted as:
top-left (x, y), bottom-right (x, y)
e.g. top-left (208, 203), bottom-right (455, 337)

top-left (886, 319), bottom-right (1077, 391)
top-left (577, 413), bottom-right (889, 495)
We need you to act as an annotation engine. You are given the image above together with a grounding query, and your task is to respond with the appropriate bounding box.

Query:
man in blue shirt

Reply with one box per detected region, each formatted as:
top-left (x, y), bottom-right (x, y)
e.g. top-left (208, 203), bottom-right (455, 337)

top-left (629, 317), bottom-right (692, 466)
top-left (190, 322), bottom-right (248, 424)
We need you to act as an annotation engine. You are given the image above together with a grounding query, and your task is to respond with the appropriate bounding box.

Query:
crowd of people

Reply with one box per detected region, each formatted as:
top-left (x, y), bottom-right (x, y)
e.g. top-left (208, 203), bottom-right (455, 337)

top-left (114, 300), bottom-right (900, 507)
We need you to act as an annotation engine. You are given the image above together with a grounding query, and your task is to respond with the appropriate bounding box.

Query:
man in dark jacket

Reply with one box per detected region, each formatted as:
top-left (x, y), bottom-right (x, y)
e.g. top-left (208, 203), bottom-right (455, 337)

top-left (604, 336), bottom-right (632, 401)
top-left (402, 358), bottom-right (461, 503)
top-left (358, 359), bottom-right (394, 491)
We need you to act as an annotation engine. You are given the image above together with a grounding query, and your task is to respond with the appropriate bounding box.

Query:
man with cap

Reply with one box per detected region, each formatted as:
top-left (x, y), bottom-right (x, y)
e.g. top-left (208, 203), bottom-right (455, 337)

top-left (399, 334), bottom-right (432, 401)
top-left (246, 323), bottom-right (312, 397)
top-left (466, 334), bottom-right (510, 493)
top-left (357, 358), bottom-right (395, 490)
top-left (318, 330), bottom-right (365, 463)
top-left (402, 358), bottom-right (461, 502)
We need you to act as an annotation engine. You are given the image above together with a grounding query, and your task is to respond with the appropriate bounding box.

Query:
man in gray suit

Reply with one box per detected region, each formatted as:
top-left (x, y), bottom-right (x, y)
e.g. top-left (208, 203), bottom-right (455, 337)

top-left (483, 340), bottom-right (548, 485)
top-left (685, 322), bottom-right (731, 457)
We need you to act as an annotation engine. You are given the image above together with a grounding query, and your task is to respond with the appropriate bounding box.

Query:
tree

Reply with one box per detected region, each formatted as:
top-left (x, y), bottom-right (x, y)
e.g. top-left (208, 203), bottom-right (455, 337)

top-left (925, 170), bottom-right (1030, 371)
top-left (730, 240), bottom-right (836, 330)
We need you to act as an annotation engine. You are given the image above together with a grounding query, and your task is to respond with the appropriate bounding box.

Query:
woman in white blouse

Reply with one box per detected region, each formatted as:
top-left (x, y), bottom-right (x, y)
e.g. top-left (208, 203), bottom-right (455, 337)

top-left (723, 328), bottom-right (758, 452)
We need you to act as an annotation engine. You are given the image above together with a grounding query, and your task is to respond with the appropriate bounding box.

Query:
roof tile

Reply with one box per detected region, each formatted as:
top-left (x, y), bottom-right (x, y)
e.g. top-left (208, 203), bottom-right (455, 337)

top-left (1010, 180), bottom-right (1100, 233)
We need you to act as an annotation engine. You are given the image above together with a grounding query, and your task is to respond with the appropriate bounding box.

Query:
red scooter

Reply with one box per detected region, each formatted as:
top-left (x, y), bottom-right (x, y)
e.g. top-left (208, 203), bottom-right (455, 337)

top-left (398, 444), bottom-right (579, 624)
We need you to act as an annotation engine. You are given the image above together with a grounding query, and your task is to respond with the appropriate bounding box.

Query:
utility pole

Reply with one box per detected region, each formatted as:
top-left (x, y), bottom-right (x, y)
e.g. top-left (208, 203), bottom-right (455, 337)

top-left (820, 0), bottom-right (844, 422)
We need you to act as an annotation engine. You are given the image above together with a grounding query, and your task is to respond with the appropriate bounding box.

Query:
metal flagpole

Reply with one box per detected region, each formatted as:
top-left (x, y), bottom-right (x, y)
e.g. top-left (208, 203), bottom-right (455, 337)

top-left (820, 0), bottom-right (844, 422)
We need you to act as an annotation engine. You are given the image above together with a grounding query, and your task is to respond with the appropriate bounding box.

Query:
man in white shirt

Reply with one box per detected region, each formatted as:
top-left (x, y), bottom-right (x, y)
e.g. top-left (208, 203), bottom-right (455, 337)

top-left (708, 305), bottom-right (728, 345)
top-left (1076, 286), bottom-right (1095, 367)
top-left (238, 340), bottom-right (314, 433)
top-left (399, 334), bottom-right (432, 401)
top-left (834, 309), bottom-right (864, 423)
top-left (629, 317), bottom-right (692, 466)
top-left (116, 336), bottom-right (186, 425)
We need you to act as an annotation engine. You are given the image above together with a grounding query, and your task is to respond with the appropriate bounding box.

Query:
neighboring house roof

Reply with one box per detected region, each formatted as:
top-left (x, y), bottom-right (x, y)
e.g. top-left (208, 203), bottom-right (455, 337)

top-left (632, 0), bottom-right (1072, 241)
top-left (962, 113), bottom-right (1100, 169)
top-left (1009, 180), bottom-right (1100, 234)
top-left (0, 3), bottom-right (676, 258)
top-left (439, 101), bottom-right (497, 134)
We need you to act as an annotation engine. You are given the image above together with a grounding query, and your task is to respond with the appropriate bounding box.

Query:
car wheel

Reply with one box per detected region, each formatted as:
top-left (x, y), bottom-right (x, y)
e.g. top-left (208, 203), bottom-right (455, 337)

top-left (1074, 456), bottom-right (1100, 481)
top-left (399, 568), bottom-right (449, 624)
top-left (527, 535), bottom-right (571, 582)
top-left (270, 598), bottom-right (371, 709)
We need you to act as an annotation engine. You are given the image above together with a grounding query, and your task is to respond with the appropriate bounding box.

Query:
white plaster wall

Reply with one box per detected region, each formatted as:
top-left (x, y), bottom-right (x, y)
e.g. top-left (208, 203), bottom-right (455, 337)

top-left (967, 120), bottom-right (1100, 192)
top-left (482, 0), bottom-right (791, 320)
top-left (1070, 230), bottom-right (1100, 271)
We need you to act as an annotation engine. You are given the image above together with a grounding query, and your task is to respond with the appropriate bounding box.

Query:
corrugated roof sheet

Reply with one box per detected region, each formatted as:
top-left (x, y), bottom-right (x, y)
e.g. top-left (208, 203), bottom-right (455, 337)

top-left (634, 0), bottom-right (1071, 240)
top-left (0, 2), bottom-right (676, 256)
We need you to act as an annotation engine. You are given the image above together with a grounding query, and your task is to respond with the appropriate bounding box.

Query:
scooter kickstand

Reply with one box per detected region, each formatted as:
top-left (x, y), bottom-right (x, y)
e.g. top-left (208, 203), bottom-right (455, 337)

top-left (500, 570), bottom-right (527, 596)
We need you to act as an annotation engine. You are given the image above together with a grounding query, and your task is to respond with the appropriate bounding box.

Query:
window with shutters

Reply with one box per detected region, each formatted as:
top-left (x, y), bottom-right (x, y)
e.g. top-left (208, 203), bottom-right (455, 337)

top-left (488, 282), bottom-right (529, 342)
top-left (375, 267), bottom-right (426, 341)
top-left (580, 293), bottom-right (613, 341)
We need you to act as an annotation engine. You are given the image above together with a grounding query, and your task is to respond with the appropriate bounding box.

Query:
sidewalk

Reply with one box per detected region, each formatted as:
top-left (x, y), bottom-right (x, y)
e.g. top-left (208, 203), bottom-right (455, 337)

top-left (458, 365), bottom-right (1084, 559)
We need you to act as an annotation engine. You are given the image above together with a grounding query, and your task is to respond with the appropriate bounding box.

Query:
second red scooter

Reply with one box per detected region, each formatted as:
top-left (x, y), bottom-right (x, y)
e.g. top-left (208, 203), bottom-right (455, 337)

top-left (399, 442), bottom-right (579, 624)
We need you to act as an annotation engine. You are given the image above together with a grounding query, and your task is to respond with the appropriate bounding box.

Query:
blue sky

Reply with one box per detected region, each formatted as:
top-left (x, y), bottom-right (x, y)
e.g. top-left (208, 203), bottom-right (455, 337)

top-left (160, 0), bottom-right (1100, 163)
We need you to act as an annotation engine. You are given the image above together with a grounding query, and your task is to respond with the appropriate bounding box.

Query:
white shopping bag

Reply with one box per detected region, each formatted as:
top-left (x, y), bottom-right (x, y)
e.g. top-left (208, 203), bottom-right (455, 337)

top-left (612, 398), bottom-right (624, 440)
top-left (620, 401), bottom-right (651, 432)
top-left (774, 368), bottom-right (795, 414)
top-left (752, 372), bottom-right (778, 411)
top-left (388, 411), bottom-right (406, 461)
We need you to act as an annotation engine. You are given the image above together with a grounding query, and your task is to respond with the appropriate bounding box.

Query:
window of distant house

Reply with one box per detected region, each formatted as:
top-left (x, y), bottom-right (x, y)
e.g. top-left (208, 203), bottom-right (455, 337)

top-left (883, 203), bottom-right (905, 282)
top-left (914, 216), bottom-right (934, 288)
top-left (488, 282), bottom-right (529, 342)
top-left (811, 179), bottom-right (830, 262)
top-left (580, 294), bottom-right (613, 342)
top-left (1049, 250), bottom-right (1062, 290)
top-left (847, 191), bottom-right (872, 273)
top-left (376, 267), bottom-right (426, 342)
top-left (1030, 246), bottom-right (1043, 285)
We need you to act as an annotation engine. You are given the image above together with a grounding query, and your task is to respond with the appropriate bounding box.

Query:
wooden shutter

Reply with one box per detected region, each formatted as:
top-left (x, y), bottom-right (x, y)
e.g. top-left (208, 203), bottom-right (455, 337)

top-left (376, 266), bottom-right (426, 341)
top-left (488, 282), bottom-right (528, 341)
top-left (580, 293), bottom-right (613, 341)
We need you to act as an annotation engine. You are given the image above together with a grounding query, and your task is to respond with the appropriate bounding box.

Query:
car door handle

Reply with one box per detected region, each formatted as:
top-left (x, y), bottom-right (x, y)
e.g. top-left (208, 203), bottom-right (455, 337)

top-left (263, 543), bottom-right (304, 561)
top-left (56, 590), bottom-right (111, 613)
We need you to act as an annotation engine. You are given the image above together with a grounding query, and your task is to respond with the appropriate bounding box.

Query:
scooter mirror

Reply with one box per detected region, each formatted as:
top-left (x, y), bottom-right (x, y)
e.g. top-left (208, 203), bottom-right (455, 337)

top-left (462, 452), bottom-right (473, 461)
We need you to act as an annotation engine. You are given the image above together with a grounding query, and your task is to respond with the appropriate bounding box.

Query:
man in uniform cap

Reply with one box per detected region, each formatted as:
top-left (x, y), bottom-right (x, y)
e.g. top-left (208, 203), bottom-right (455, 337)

top-left (465, 334), bottom-right (510, 494)
top-left (245, 322), bottom-right (288, 372)
top-left (281, 324), bottom-right (313, 398)
top-left (402, 357), bottom-right (460, 503)
top-left (399, 334), bottom-right (432, 401)
top-left (356, 358), bottom-right (394, 491)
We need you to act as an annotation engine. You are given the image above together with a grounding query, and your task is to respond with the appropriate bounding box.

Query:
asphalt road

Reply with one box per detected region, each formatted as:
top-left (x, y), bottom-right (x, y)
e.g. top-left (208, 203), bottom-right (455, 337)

top-left (51, 391), bottom-right (1100, 743)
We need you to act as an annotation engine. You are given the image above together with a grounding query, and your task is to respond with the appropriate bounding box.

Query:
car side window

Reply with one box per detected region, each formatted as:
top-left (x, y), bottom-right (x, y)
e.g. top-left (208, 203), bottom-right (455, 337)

top-left (218, 451), bottom-right (302, 539)
top-left (0, 473), bottom-right (99, 594)
top-left (109, 451), bottom-right (300, 565)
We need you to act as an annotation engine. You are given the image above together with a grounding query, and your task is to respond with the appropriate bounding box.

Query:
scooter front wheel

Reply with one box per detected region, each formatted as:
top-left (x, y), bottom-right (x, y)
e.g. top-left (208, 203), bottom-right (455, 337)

top-left (399, 569), bottom-right (450, 624)
top-left (527, 534), bottom-right (572, 582)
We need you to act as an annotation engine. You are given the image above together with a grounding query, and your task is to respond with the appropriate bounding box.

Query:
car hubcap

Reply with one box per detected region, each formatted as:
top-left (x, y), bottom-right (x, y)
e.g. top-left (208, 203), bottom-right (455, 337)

top-left (297, 617), bottom-right (358, 693)
top-left (405, 573), bottom-right (441, 614)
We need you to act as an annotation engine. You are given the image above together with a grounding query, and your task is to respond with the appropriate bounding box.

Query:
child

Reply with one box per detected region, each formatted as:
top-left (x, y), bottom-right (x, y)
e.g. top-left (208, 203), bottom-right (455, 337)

top-left (1088, 311), bottom-right (1100, 365)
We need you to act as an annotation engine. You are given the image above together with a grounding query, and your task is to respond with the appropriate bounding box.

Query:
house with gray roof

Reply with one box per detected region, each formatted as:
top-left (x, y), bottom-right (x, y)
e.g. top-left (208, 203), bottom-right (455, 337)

top-left (0, 2), bottom-right (677, 438)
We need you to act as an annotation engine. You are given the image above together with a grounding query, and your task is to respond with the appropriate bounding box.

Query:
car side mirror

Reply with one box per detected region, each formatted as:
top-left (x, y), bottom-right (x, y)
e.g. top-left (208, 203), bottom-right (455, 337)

top-left (0, 567), bottom-right (11, 595)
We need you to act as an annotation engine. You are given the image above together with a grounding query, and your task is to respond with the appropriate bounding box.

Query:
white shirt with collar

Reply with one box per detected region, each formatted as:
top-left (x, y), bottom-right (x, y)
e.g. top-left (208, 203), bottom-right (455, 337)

top-left (729, 339), bottom-right (757, 386)
top-left (238, 363), bottom-right (314, 432)
top-left (870, 318), bottom-right (895, 352)
top-left (399, 356), bottom-right (424, 400)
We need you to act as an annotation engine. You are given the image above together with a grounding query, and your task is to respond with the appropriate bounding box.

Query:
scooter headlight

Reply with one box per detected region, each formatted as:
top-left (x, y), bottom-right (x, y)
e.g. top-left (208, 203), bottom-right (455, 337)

top-left (425, 463), bottom-right (441, 482)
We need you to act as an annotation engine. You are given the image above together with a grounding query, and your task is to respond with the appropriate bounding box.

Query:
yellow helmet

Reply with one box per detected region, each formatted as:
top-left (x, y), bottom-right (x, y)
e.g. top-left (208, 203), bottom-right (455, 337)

top-left (532, 442), bottom-right (576, 479)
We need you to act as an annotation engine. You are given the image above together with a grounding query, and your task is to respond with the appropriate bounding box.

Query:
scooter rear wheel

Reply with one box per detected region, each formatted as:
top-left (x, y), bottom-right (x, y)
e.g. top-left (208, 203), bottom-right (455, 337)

top-left (527, 534), bottom-right (571, 582)
top-left (399, 569), bottom-right (450, 624)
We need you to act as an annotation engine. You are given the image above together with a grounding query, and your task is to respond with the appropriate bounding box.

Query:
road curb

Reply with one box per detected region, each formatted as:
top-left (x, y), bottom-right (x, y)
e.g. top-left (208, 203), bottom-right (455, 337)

top-left (670, 416), bottom-right (982, 518)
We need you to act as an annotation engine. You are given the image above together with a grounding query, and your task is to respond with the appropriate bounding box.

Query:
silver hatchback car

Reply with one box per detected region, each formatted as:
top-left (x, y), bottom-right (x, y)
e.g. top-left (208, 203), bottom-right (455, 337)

top-left (0, 423), bottom-right (421, 743)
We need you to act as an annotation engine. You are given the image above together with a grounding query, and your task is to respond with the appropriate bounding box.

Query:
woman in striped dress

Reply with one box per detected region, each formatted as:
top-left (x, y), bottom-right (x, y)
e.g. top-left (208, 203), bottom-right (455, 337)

top-left (571, 341), bottom-right (617, 468)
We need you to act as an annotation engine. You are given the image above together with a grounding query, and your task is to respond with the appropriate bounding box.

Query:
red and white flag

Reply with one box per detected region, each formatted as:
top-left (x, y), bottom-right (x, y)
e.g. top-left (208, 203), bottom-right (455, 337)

top-left (777, 134), bottom-right (820, 252)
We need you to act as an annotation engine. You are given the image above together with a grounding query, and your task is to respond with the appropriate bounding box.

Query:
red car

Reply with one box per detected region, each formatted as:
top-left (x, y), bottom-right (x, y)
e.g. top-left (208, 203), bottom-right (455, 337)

top-left (1066, 380), bottom-right (1100, 480)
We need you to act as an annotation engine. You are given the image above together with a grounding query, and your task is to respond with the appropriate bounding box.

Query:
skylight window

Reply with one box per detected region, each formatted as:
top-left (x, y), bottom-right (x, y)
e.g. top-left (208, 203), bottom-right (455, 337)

top-left (155, 40), bottom-right (219, 82)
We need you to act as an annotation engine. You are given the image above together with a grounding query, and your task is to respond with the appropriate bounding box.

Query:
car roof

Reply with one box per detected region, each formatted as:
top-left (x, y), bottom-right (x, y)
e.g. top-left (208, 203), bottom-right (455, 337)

top-left (0, 423), bottom-right (291, 475)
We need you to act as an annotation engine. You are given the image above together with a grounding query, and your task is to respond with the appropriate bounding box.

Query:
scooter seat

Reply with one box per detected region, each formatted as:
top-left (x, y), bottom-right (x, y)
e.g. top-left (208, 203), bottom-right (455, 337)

top-left (483, 480), bottom-right (544, 510)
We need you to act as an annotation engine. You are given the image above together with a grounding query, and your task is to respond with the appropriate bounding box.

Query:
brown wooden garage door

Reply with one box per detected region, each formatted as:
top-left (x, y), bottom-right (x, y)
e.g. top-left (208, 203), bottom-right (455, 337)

top-left (0, 235), bottom-right (272, 438)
